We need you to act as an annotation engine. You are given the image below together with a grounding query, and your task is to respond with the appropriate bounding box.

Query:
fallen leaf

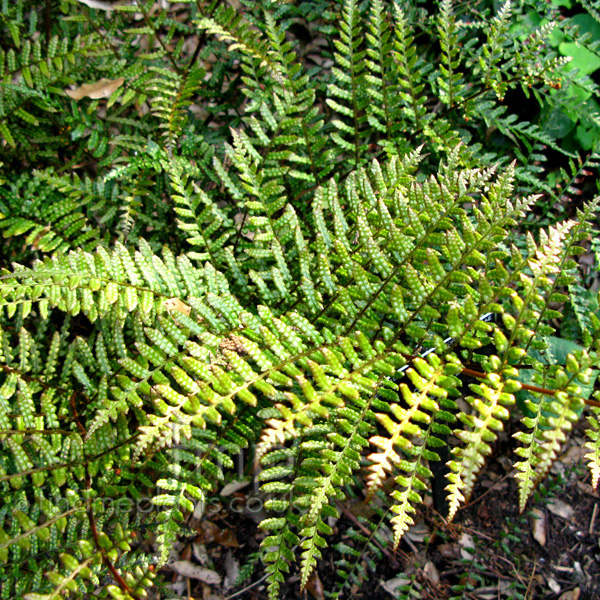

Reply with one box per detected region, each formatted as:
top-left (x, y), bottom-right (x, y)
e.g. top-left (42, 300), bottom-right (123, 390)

top-left (531, 507), bottom-right (547, 546)
top-left (170, 560), bottom-right (221, 585)
top-left (223, 551), bottom-right (239, 592)
top-left (422, 561), bottom-right (439, 583)
top-left (382, 576), bottom-right (411, 596)
top-left (559, 588), bottom-right (581, 600)
top-left (437, 543), bottom-right (458, 559)
top-left (192, 543), bottom-right (209, 565)
top-left (458, 533), bottom-right (475, 560)
top-left (470, 589), bottom-right (494, 599)
top-left (180, 543), bottom-right (192, 561)
top-left (196, 521), bottom-right (239, 547)
top-left (164, 297), bottom-right (191, 316)
top-left (547, 499), bottom-right (575, 520)
top-left (220, 478), bottom-right (251, 496)
top-left (233, 212), bottom-right (254, 240)
top-left (346, 499), bottom-right (375, 519)
top-left (547, 577), bottom-right (561, 593)
top-left (558, 445), bottom-right (586, 464)
top-left (305, 571), bottom-right (325, 599)
top-left (65, 77), bottom-right (125, 101)
top-left (193, 499), bottom-right (206, 520)
top-left (405, 522), bottom-right (429, 543)
top-left (74, 0), bottom-right (114, 10)
top-left (576, 480), bottom-right (599, 497)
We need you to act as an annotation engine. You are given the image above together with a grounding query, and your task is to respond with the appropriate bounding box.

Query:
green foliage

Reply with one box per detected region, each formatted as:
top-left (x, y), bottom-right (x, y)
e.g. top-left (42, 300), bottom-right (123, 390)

top-left (0, 0), bottom-right (600, 599)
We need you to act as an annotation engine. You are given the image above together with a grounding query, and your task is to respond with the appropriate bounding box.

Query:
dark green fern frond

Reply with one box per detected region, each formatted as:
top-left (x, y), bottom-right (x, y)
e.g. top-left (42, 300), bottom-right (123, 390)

top-left (0, 33), bottom-right (108, 153)
top-left (389, 3), bottom-right (430, 140)
top-left (326, 0), bottom-right (368, 168)
top-left (330, 499), bottom-right (395, 599)
top-left (196, 5), bottom-right (285, 85)
top-left (437, 0), bottom-right (465, 109)
top-left (2, 1), bottom-right (600, 598)
top-left (148, 66), bottom-right (206, 153)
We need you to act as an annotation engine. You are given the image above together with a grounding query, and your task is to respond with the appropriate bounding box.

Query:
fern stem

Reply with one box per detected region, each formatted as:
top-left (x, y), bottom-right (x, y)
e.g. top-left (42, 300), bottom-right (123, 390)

top-left (459, 366), bottom-right (600, 407)
top-left (186, 0), bottom-right (223, 74)
top-left (86, 465), bottom-right (142, 600)
top-left (138, 3), bottom-right (182, 75)
top-left (335, 500), bottom-right (399, 561)
top-left (223, 574), bottom-right (269, 600)
top-left (0, 428), bottom-right (77, 435)
top-left (0, 433), bottom-right (140, 483)
top-left (391, 350), bottom-right (600, 408)
top-left (0, 507), bottom-right (80, 552)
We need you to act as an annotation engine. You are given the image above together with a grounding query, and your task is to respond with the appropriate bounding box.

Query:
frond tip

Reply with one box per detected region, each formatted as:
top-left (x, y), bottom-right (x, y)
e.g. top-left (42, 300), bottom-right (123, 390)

top-left (585, 409), bottom-right (600, 491)
top-left (1, 0), bottom-right (600, 597)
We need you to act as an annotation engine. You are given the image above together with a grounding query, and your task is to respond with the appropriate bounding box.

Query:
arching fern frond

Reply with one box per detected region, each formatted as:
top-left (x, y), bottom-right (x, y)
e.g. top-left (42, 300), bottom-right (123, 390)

top-left (2, 1), bottom-right (600, 598)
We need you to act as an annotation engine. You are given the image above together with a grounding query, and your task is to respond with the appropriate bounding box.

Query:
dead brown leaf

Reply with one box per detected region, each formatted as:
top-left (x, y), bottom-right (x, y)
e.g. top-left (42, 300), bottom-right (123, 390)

top-left (305, 571), bottom-right (325, 599)
top-left (220, 479), bottom-right (251, 497)
top-left (558, 588), bottom-right (581, 600)
top-left (531, 507), bottom-right (547, 546)
top-left (547, 498), bottom-right (575, 520)
top-left (196, 521), bottom-right (239, 548)
top-left (423, 561), bottom-right (440, 583)
top-left (222, 550), bottom-right (239, 592)
top-left (74, 0), bottom-right (114, 10)
top-left (170, 560), bottom-right (221, 585)
top-left (405, 522), bottom-right (429, 543)
top-left (382, 576), bottom-right (411, 596)
top-left (65, 77), bottom-right (125, 101)
top-left (164, 297), bottom-right (191, 316)
top-left (458, 533), bottom-right (475, 560)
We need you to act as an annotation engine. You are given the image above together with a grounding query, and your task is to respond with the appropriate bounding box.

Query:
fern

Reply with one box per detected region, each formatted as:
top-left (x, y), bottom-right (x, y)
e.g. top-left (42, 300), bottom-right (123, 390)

top-left (1, 0), bottom-right (600, 599)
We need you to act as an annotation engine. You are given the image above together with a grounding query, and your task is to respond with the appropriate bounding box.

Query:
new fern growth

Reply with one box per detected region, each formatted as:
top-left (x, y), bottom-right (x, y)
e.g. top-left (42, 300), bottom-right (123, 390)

top-left (1, 0), bottom-right (599, 599)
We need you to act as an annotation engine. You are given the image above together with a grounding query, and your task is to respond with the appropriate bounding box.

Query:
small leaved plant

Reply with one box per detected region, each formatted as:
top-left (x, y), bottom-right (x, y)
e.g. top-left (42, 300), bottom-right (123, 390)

top-left (0, 0), bottom-right (599, 598)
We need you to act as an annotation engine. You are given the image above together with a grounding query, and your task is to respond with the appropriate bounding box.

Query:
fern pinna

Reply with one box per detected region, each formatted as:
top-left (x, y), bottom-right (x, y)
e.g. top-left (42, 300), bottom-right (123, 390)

top-left (0, 0), bottom-right (599, 599)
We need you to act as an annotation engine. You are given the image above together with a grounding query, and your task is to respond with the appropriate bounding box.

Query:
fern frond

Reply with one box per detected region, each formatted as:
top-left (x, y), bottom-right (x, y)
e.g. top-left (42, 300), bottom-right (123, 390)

top-left (391, 3), bottom-right (429, 135)
top-left (514, 385), bottom-right (585, 511)
top-left (196, 7), bottom-right (285, 85)
top-left (585, 407), bottom-right (600, 491)
top-left (446, 377), bottom-right (519, 520)
top-left (148, 66), bottom-right (205, 152)
top-left (326, 0), bottom-right (367, 167)
top-left (165, 155), bottom-right (233, 262)
top-left (296, 392), bottom-right (372, 586)
top-left (330, 499), bottom-right (394, 599)
top-left (478, 0), bottom-right (513, 99)
top-left (2, 1), bottom-right (600, 596)
top-left (437, 0), bottom-right (464, 108)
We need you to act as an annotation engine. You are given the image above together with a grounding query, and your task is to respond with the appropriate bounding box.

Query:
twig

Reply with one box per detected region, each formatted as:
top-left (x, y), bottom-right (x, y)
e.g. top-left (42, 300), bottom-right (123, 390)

top-left (495, 553), bottom-right (528, 588)
top-left (457, 473), bottom-right (512, 512)
top-left (185, 0), bottom-right (223, 75)
top-left (223, 574), bottom-right (269, 600)
top-left (137, 4), bottom-right (181, 74)
top-left (335, 501), bottom-right (396, 560)
top-left (460, 366), bottom-right (600, 408)
top-left (85, 465), bottom-right (142, 600)
top-left (460, 526), bottom-right (496, 543)
top-left (70, 391), bottom-right (87, 436)
top-left (525, 559), bottom-right (537, 600)
top-left (589, 502), bottom-right (598, 535)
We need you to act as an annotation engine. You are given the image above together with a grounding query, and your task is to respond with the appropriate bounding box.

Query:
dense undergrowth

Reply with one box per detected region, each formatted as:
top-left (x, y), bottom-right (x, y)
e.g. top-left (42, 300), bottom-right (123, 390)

top-left (1, 0), bottom-right (600, 598)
